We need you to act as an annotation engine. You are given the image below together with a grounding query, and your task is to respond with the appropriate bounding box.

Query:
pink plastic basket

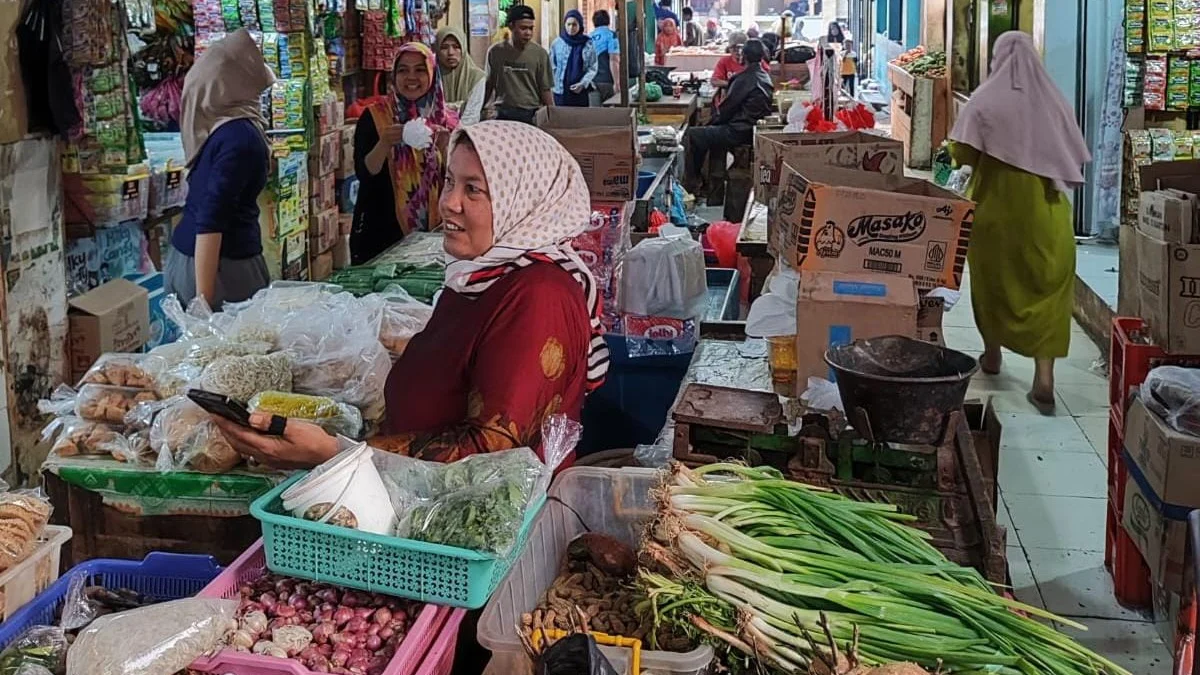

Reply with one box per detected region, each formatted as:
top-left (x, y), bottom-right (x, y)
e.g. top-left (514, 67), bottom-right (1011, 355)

top-left (413, 609), bottom-right (466, 675)
top-left (190, 539), bottom-right (447, 675)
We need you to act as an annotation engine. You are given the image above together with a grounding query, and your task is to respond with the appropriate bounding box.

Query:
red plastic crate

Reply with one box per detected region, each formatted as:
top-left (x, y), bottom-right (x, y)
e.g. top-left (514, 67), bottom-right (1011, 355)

top-left (1109, 317), bottom-right (1200, 435)
top-left (1172, 511), bottom-right (1199, 675)
top-left (1106, 499), bottom-right (1154, 609)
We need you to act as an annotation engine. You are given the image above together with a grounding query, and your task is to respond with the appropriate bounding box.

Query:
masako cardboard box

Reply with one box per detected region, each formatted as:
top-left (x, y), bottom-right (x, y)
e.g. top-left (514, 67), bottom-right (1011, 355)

top-left (793, 270), bottom-right (918, 392)
top-left (774, 164), bottom-right (975, 291)
top-left (536, 107), bottom-right (638, 201)
top-left (1134, 227), bottom-right (1200, 354)
top-left (754, 130), bottom-right (903, 206)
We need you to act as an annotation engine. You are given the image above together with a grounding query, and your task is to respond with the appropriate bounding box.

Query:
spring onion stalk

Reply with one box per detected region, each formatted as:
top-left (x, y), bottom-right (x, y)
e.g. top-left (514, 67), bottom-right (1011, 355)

top-left (640, 462), bottom-right (1132, 675)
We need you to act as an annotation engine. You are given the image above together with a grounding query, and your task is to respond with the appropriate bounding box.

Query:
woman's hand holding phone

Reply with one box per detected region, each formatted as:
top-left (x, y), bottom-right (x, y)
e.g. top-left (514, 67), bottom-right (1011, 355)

top-left (210, 414), bottom-right (340, 470)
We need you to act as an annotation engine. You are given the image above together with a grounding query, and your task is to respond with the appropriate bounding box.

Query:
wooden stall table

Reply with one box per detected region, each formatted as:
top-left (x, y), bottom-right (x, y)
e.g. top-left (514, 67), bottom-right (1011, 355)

top-left (737, 200), bottom-right (771, 301)
top-left (604, 92), bottom-right (700, 127)
top-left (42, 456), bottom-right (279, 567)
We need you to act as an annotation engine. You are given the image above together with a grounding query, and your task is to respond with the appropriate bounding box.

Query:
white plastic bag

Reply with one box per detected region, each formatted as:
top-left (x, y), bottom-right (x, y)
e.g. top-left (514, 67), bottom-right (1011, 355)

top-left (621, 226), bottom-right (707, 319)
top-left (66, 598), bottom-right (237, 675)
top-left (745, 266), bottom-right (802, 338)
top-left (801, 377), bottom-right (844, 412)
top-left (1142, 366), bottom-right (1200, 437)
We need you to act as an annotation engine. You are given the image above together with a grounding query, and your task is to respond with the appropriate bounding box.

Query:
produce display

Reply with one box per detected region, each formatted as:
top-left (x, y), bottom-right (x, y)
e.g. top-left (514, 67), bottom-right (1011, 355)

top-left (891, 47), bottom-right (946, 79)
top-left (223, 573), bottom-right (420, 674)
top-left (637, 463), bottom-right (1130, 675)
top-left (0, 626), bottom-right (68, 675)
top-left (66, 598), bottom-right (236, 675)
top-left (326, 264), bottom-right (445, 304)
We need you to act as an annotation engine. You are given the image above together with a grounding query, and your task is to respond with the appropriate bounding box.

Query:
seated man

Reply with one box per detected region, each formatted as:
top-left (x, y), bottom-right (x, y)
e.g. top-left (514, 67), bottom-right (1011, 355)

top-left (683, 39), bottom-right (773, 198)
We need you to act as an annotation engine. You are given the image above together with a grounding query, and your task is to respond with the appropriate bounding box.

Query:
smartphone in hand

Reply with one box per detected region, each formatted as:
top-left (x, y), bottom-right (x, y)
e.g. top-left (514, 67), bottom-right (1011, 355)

top-left (187, 389), bottom-right (287, 436)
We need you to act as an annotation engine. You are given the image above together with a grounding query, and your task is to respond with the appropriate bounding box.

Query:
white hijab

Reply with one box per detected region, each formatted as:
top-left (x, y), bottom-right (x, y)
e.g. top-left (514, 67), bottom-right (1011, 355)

top-left (180, 29), bottom-right (276, 166)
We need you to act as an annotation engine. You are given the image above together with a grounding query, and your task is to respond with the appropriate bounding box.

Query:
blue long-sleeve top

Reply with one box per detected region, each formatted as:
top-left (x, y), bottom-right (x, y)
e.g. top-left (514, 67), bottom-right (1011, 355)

top-left (549, 39), bottom-right (599, 94)
top-left (172, 119), bottom-right (270, 259)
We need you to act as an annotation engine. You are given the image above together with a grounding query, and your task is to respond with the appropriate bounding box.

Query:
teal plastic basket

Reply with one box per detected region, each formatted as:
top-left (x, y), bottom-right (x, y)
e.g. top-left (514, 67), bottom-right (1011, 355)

top-left (250, 473), bottom-right (545, 609)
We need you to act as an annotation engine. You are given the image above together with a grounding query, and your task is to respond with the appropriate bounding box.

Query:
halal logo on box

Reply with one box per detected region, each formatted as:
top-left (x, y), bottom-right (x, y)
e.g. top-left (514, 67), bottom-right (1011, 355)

top-left (847, 212), bottom-right (927, 246)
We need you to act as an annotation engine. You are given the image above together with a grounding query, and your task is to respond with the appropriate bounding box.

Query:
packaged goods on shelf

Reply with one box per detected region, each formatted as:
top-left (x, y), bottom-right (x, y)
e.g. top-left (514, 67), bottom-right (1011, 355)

top-left (65, 223), bottom-right (153, 298)
top-left (1146, 55), bottom-right (1168, 109)
top-left (1128, 1), bottom-right (1147, 53)
top-left (310, 208), bottom-right (339, 254)
top-left (1126, 55), bottom-right (1145, 106)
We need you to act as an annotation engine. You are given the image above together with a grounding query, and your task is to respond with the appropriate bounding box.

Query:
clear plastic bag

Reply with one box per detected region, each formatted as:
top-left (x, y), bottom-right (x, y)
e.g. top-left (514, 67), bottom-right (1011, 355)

top-left (66, 598), bottom-right (238, 675)
top-left (199, 351), bottom-right (293, 402)
top-left (376, 286), bottom-right (434, 359)
top-left (248, 391), bottom-right (363, 439)
top-left (60, 572), bottom-right (98, 631)
top-left (41, 416), bottom-right (136, 459)
top-left (0, 485), bottom-right (52, 573)
top-left (621, 227), bottom-right (708, 320)
top-left (288, 329), bottom-right (390, 422)
top-left (800, 377), bottom-right (844, 412)
top-left (160, 293), bottom-right (221, 341)
top-left (1143, 366), bottom-right (1200, 436)
top-left (150, 397), bottom-right (242, 474)
top-left (0, 626), bottom-right (69, 675)
top-left (38, 384), bottom-right (159, 425)
top-left (77, 353), bottom-right (156, 388)
top-left (379, 415), bottom-right (579, 556)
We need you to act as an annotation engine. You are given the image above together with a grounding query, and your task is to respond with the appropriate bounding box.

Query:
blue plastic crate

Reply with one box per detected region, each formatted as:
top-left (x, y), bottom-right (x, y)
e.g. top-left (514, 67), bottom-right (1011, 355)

top-left (0, 552), bottom-right (222, 651)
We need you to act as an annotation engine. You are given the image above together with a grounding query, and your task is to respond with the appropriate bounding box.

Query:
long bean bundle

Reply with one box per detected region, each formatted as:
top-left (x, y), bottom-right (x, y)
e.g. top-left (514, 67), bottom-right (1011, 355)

top-left (640, 463), bottom-right (1130, 675)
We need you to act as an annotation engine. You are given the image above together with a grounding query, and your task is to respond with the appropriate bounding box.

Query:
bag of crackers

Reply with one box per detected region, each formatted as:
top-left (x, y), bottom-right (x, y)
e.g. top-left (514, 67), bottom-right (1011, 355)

top-left (0, 482), bottom-right (52, 573)
top-left (39, 384), bottom-right (159, 425)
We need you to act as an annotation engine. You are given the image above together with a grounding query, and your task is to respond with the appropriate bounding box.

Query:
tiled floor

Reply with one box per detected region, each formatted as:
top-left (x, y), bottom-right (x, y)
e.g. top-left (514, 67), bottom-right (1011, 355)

top-left (945, 273), bottom-right (1173, 674)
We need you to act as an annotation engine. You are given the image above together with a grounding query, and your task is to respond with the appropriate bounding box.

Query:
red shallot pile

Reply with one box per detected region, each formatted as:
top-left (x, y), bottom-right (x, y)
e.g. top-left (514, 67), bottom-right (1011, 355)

top-left (225, 574), bottom-right (421, 674)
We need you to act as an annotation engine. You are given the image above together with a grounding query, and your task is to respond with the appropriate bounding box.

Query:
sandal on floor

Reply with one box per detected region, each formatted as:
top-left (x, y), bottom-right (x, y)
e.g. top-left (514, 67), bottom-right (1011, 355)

top-left (1026, 390), bottom-right (1056, 416)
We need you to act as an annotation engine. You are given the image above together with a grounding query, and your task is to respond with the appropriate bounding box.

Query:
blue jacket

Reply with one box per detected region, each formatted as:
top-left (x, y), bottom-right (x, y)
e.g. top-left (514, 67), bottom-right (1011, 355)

top-left (173, 119), bottom-right (269, 259)
top-left (549, 38), bottom-right (599, 94)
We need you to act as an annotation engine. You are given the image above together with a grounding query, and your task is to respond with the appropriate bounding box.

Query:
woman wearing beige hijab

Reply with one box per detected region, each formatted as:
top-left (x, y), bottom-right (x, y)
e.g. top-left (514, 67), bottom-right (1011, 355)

top-left (166, 28), bottom-right (276, 309)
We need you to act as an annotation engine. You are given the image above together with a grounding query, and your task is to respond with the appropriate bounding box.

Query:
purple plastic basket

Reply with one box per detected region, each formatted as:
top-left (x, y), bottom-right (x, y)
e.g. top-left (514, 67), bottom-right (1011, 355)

top-left (0, 551), bottom-right (222, 651)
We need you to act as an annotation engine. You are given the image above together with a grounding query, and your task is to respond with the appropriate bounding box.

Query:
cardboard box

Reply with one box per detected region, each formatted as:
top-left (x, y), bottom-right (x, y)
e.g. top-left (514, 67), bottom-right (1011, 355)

top-left (1139, 188), bottom-right (1199, 245)
top-left (917, 294), bottom-right (945, 345)
top-left (67, 279), bottom-right (150, 382)
top-left (1125, 397), bottom-right (1200, 510)
top-left (536, 107), bottom-right (638, 201)
top-left (311, 173), bottom-right (337, 213)
top-left (754, 130), bottom-right (904, 207)
top-left (338, 123), bottom-right (356, 179)
top-left (311, 251), bottom-right (334, 281)
top-left (793, 271), bottom-right (918, 389)
top-left (338, 214), bottom-right (353, 236)
top-left (310, 131), bottom-right (341, 178)
top-left (774, 165), bottom-right (975, 291)
top-left (1119, 223), bottom-right (1141, 317)
top-left (1122, 473), bottom-right (1188, 593)
top-left (1134, 227), bottom-right (1200, 354)
top-left (309, 208), bottom-right (339, 255)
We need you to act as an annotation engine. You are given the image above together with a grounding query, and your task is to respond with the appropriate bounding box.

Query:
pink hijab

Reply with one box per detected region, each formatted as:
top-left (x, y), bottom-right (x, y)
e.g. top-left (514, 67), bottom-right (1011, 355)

top-left (949, 31), bottom-right (1090, 192)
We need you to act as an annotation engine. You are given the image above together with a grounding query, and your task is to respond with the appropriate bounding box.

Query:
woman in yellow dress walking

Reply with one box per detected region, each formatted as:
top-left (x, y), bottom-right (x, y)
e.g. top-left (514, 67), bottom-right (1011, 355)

top-left (948, 31), bottom-right (1091, 414)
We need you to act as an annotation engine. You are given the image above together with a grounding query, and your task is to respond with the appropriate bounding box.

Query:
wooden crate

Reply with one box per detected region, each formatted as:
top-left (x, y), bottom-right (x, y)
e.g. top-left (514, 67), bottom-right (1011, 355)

top-left (888, 64), bottom-right (950, 169)
top-left (43, 472), bottom-right (263, 568)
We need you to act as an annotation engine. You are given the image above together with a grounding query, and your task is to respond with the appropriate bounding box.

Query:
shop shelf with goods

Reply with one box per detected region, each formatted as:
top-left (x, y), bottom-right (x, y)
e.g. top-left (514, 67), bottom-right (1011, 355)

top-left (0, 550), bottom-right (223, 650)
top-left (191, 540), bottom-right (459, 675)
top-left (887, 47), bottom-right (950, 170)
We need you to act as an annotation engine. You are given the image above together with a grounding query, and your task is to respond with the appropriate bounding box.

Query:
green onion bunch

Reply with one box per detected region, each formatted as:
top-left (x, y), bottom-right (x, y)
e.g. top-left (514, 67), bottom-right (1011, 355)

top-left (638, 462), bottom-right (1130, 675)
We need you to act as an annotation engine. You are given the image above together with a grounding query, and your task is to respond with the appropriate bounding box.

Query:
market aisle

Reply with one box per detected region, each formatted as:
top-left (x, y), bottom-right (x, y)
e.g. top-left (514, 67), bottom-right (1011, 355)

top-left (944, 272), bottom-right (1172, 675)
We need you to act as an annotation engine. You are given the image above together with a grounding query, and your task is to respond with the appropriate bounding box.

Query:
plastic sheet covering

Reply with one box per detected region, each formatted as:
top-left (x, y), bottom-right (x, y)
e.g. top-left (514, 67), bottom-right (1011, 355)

top-left (1143, 365), bottom-right (1200, 437)
top-left (66, 598), bottom-right (237, 675)
top-left (538, 634), bottom-right (619, 675)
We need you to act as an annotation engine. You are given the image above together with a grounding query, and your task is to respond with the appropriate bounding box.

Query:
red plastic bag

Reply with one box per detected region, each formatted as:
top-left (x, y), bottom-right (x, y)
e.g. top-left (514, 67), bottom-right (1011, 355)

top-left (706, 220), bottom-right (739, 268)
top-left (346, 72), bottom-right (389, 121)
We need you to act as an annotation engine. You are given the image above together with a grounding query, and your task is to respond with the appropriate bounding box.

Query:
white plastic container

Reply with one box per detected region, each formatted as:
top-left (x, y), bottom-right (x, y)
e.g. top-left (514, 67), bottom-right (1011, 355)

top-left (0, 525), bottom-right (73, 621)
top-left (478, 467), bottom-right (714, 675)
top-left (282, 443), bottom-right (396, 535)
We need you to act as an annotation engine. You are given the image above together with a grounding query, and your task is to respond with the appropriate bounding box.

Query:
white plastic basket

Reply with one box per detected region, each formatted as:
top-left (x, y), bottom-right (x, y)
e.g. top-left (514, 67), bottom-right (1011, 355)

top-left (478, 467), bottom-right (714, 675)
top-left (0, 525), bottom-right (73, 622)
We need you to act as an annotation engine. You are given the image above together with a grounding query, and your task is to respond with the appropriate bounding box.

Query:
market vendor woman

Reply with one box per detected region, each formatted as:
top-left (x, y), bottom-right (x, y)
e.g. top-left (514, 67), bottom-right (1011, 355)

top-left (213, 121), bottom-right (609, 467)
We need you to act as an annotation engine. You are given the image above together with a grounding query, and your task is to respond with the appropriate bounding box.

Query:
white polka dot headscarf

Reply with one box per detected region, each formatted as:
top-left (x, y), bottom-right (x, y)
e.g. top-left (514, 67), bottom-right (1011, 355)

top-left (443, 121), bottom-right (610, 389)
